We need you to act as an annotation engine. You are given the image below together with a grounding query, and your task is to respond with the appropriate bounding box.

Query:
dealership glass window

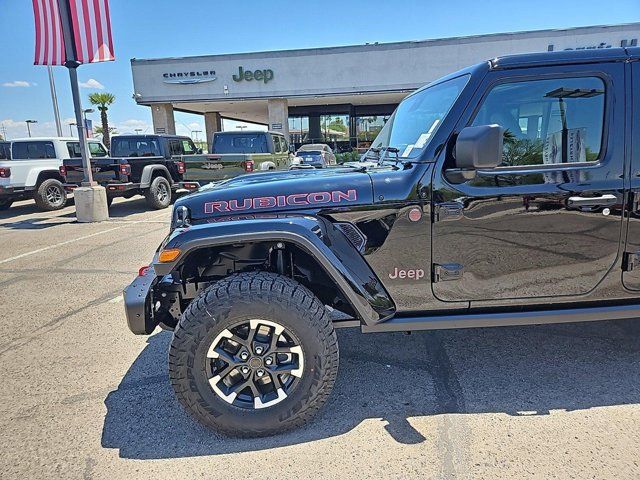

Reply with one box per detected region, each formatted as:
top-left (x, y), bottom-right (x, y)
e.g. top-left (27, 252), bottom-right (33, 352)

top-left (12, 141), bottom-right (56, 159)
top-left (470, 76), bottom-right (605, 167)
top-left (320, 115), bottom-right (349, 143)
top-left (288, 116), bottom-right (309, 144)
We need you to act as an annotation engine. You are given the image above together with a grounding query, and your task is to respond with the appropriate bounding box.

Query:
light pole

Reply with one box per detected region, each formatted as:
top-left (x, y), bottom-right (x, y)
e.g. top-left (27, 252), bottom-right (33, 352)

top-left (135, 129), bottom-right (142, 134)
top-left (82, 108), bottom-right (94, 137)
top-left (68, 122), bottom-right (77, 136)
top-left (191, 130), bottom-right (202, 142)
top-left (25, 120), bottom-right (38, 137)
top-left (236, 125), bottom-right (247, 131)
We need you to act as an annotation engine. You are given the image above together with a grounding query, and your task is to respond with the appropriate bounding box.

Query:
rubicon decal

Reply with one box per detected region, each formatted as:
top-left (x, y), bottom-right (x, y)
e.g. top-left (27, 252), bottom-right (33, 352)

top-left (204, 189), bottom-right (358, 214)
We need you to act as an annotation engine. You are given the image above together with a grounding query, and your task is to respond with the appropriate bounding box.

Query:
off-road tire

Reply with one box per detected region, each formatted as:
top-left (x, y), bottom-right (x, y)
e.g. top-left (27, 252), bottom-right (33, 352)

top-left (0, 199), bottom-right (13, 210)
top-left (144, 176), bottom-right (172, 209)
top-left (34, 178), bottom-right (67, 211)
top-left (169, 272), bottom-right (339, 437)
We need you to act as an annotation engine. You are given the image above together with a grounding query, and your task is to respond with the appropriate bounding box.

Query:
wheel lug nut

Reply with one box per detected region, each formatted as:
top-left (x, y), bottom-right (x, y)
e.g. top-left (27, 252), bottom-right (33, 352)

top-left (241, 366), bottom-right (249, 374)
top-left (255, 346), bottom-right (264, 355)
top-left (265, 357), bottom-right (273, 366)
top-left (256, 369), bottom-right (265, 377)
top-left (240, 351), bottom-right (249, 360)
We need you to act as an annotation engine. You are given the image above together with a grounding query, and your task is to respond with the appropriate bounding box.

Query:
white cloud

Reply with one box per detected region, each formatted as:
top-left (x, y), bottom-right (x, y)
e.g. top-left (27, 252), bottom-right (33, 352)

top-left (112, 119), bottom-right (152, 135)
top-left (2, 81), bottom-right (34, 88)
top-left (79, 78), bottom-right (104, 89)
top-left (0, 118), bottom-right (61, 139)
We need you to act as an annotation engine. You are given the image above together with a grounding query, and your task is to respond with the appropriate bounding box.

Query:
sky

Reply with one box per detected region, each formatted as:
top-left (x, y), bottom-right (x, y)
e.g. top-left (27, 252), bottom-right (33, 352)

top-left (0, 0), bottom-right (638, 140)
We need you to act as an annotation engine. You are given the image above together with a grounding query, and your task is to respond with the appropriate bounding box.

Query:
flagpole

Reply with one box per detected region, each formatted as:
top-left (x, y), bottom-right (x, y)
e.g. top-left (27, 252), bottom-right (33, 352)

top-left (56, 0), bottom-right (94, 185)
top-left (47, 66), bottom-right (63, 137)
top-left (54, 0), bottom-right (108, 222)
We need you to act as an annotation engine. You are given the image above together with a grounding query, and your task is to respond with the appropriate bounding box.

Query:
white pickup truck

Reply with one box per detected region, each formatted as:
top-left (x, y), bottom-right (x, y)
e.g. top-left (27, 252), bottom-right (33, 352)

top-left (0, 137), bottom-right (108, 211)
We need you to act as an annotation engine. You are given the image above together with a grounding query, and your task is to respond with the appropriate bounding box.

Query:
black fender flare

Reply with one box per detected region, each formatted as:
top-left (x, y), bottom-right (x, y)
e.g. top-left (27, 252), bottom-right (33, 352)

top-left (140, 165), bottom-right (172, 188)
top-left (153, 215), bottom-right (395, 325)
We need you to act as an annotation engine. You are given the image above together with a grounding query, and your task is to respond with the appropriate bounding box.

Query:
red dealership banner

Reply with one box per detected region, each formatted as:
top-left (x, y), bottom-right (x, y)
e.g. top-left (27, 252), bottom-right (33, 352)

top-left (32, 0), bottom-right (115, 66)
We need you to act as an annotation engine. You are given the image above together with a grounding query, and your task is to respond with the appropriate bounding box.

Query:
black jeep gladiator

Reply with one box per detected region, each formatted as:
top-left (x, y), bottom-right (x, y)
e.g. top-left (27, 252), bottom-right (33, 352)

top-left (124, 48), bottom-right (640, 436)
top-left (61, 134), bottom-right (200, 209)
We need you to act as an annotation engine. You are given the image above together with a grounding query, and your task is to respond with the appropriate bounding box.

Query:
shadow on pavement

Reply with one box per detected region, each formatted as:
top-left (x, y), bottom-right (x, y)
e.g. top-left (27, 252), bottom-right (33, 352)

top-left (102, 319), bottom-right (640, 459)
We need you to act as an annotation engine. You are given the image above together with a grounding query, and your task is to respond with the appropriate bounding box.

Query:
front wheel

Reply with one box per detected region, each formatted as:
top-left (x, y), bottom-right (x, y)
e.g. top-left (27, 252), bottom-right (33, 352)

top-left (169, 272), bottom-right (339, 437)
top-left (34, 178), bottom-right (67, 211)
top-left (144, 176), bottom-right (172, 209)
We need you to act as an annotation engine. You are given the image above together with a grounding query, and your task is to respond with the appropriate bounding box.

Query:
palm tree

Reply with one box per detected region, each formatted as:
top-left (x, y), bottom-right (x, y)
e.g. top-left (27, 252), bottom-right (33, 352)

top-left (88, 92), bottom-right (115, 148)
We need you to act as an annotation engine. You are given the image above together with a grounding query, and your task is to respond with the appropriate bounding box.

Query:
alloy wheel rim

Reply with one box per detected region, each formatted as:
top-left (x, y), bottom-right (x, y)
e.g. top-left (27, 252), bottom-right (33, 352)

top-left (205, 319), bottom-right (304, 410)
top-left (157, 183), bottom-right (168, 202)
top-left (46, 186), bottom-right (63, 205)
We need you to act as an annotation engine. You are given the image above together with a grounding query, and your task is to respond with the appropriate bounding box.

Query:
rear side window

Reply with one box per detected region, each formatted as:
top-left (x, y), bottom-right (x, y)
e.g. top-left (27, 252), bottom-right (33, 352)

top-left (213, 133), bottom-right (268, 154)
top-left (0, 143), bottom-right (11, 159)
top-left (273, 135), bottom-right (282, 153)
top-left (111, 138), bottom-right (161, 157)
top-left (169, 140), bottom-right (183, 156)
top-left (471, 76), bottom-right (605, 167)
top-left (182, 139), bottom-right (196, 154)
top-left (67, 142), bottom-right (108, 158)
top-left (12, 141), bottom-right (56, 159)
top-left (88, 143), bottom-right (107, 157)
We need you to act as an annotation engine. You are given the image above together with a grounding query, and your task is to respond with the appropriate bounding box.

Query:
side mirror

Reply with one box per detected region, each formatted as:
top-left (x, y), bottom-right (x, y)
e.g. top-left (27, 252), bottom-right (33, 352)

top-left (196, 148), bottom-right (203, 154)
top-left (454, 124), bottom-right (504, 170)
top-left (446, 125), bottom-right (504, 183)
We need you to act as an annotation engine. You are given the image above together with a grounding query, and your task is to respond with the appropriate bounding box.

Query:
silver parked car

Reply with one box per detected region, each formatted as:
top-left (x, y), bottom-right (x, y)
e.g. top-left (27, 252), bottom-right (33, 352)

top-left (291, 143), bottom-right (336, 168)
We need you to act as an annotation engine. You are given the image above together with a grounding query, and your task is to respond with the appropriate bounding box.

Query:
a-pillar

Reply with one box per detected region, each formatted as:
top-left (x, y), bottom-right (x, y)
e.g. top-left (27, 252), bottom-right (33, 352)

top-left (267, 98), bottom-right (289, 139)
top-left (204, 112), bottom-right (222, 151)
top-left (151, 103), bottom-right (176, 135)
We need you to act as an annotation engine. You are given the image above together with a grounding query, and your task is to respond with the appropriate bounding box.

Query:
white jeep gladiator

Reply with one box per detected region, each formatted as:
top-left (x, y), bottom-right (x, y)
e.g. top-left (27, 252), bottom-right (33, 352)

top-left (0, 137), bottom-right (108, 211)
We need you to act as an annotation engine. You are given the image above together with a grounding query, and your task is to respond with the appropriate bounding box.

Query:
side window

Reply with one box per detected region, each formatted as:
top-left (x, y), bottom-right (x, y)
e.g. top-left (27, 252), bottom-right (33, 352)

top-left (12, 141), bottom-right (56, 159)
top-left (282, 138), bottom-right (289, 153)
top-left (182, 140), bottom-right (196, 154)
top-left (471, 76), bottom-right (605, 167)
top-left (273, 135), bottom-right (282, 153)
top-left (67, 142), bottom-right (82, 158)
top-left (88, 143), bottom-right (108, 157)
top-left (169, 140), bottom-right (182, 156)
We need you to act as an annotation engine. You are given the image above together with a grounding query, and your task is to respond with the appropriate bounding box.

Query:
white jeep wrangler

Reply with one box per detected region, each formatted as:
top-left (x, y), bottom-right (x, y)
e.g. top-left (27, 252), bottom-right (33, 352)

top-left (0, 137), bottom-right (108, 211)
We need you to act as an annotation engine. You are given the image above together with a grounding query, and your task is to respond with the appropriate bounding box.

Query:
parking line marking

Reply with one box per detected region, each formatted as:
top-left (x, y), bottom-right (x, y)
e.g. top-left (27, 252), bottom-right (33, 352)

top-left (0, 226), bottom-right (127, 265)
top-left (0, 211), bottom-right (168, 265)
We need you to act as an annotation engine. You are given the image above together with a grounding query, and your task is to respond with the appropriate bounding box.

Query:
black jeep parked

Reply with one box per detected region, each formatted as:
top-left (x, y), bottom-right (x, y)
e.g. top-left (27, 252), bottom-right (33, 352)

top-left (124, 47), bottom-right (640, 436)
top-left (61, 134), bottom-right (201, 209)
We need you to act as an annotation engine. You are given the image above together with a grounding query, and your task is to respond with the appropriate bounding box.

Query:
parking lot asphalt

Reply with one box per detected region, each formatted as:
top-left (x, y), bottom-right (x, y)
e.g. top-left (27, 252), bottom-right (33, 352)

top-left (0, 197), bottom-right (639, 480)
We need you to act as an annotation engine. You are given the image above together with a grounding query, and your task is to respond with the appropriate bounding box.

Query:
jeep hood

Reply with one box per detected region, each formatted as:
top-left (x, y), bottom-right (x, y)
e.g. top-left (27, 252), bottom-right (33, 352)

top-left (176, 167), bottom-right (374, 222)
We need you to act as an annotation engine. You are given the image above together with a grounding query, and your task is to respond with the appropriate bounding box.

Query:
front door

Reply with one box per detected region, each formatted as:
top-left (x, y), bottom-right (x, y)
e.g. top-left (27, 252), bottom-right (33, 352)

top-left (431, 63), bottom-right (625, 303)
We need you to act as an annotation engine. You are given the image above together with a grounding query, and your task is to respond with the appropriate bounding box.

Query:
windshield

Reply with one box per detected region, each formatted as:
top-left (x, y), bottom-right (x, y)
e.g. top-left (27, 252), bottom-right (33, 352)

top-left (371, 74), bottom-right (469, 159)
top-left (213, 133), bottom-right (268, 154)
top-left (111, 138), bottom-right (161, 157)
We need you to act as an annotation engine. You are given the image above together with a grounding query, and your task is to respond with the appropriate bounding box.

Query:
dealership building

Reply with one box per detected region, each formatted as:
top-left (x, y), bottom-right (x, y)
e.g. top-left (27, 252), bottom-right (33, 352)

top-left (130, 23), bottom-right (639, 151)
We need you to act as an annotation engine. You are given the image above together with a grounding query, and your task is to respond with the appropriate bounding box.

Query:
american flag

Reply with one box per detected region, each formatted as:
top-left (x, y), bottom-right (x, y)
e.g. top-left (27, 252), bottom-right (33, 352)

top-left (33, 0), bottom-right (115, 66)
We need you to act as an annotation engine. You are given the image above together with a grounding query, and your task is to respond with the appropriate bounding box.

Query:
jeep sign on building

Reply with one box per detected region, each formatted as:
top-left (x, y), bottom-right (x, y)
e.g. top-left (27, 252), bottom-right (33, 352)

top-left (130, 22), bottom-right (639, 151)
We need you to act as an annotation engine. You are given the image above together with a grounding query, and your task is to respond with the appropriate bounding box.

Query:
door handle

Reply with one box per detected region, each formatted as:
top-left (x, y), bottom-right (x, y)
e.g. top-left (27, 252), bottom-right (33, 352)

top-left (567, 194), bottom-right (617, 208)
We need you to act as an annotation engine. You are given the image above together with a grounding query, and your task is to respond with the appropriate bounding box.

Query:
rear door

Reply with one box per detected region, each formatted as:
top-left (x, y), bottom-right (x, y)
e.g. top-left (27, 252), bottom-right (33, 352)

top-left (431, 62), bottom-right (626, 304)
top-left (623, 57), bottom-right (640, 290)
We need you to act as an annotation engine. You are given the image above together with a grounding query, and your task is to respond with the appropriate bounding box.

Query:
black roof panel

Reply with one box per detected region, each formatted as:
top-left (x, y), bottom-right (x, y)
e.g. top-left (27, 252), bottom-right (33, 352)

top-left (490, 48), bottom-right (632, 70)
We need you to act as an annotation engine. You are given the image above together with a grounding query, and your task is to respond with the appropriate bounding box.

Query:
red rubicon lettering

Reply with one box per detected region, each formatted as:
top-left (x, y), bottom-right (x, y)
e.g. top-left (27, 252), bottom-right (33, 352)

top-left (203, 189), bottom-right (358, 214)
top-left (204, 201), bottom-right (229, 213)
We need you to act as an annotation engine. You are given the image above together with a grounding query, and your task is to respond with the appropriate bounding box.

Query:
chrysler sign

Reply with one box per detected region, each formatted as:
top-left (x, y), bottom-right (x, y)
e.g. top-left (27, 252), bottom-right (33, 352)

top-left (163, 70), bottom-right (217, 84)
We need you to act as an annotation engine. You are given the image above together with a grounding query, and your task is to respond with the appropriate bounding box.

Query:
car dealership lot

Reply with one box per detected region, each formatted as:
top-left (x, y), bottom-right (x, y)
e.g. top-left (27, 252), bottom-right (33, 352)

top-left (0, 198), bottom-right (639, 479)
